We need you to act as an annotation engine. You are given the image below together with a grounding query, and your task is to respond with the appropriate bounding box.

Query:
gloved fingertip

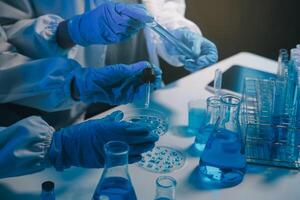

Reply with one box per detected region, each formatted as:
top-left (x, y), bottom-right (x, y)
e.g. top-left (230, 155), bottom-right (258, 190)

top-left (151, 64), bottom-right (162, 75)
top-left (133, 61), bottom-right (151, 70)
top-left (149, 132), bottom-right (159, 142)
top-left (110, 110), bottom-right (124, 121)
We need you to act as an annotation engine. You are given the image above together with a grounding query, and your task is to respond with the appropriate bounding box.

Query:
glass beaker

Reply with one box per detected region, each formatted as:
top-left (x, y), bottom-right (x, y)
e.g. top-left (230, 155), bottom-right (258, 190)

top-left (154, 176), bottom-right (177, 200)
top-left (188, 99), bottom-right (207, 133)
top-left (194, 96), bottom-right (220, 152)
top-left (198, 94), bottom-right (246, 188)
top-left (93, 141), bottom-right (137, 200)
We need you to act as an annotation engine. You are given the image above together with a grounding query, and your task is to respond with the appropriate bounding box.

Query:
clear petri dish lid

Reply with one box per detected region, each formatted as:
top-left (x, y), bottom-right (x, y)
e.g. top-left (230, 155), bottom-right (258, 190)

top-left (119, 108), bottom-right (169, 136)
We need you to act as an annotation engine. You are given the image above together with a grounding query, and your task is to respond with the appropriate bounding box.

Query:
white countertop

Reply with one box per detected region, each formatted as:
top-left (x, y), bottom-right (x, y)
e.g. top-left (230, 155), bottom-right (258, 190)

top-left (1, 52), bottom-right (299, 200)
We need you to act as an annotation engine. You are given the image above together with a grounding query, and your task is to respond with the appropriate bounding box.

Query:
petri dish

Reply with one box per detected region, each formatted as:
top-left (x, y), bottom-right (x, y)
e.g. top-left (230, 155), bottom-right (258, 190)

top-left (120, 108), bottom-right (185, 173)
top-left (120, 108), bottom-right (169, 136)
top-left (137, 146), bottom-right (186, 173)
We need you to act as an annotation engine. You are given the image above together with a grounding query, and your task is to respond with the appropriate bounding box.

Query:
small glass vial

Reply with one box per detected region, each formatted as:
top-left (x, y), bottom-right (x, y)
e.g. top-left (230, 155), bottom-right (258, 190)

top-left (93, 141), bottom-right (137, 200)
top-left (41, 181), bottom-right (55, 200)
top-left (154, 176), bottom-right (177, 200)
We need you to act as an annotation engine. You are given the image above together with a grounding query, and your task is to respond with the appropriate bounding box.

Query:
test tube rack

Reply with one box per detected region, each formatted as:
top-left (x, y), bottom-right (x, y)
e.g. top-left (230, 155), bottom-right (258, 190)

top-left (242, 77), bottom-right (300, 169)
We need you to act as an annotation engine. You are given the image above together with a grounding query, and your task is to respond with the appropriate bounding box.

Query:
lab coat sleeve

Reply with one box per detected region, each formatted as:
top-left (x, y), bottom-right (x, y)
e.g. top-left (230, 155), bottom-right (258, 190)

top-left (0, 0), bottom-right (75, 59)
top-left (0, 116), bottom-right (54, 178)
top-left (0, 25), bottom-right (82, 112)
top-left (0, 57), bottom-right (83, 112)
top-left (143, 0), bottom-right (202, 66)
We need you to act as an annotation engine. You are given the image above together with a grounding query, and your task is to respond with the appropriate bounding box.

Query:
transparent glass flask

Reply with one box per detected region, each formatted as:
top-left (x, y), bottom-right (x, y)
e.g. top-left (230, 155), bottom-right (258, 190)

top-left (194, 96), bottom-right (220, 152)
top-left (154, 176), bottom-right (177, 200)
top-left (93, 141), bottom-right (137, 200)
top-left (198, 95), bottom-right (246, 188)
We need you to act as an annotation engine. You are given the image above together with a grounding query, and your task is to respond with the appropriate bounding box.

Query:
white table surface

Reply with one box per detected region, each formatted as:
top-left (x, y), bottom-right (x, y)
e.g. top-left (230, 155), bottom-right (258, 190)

top-left (1, 52), bottom-right (299, 200)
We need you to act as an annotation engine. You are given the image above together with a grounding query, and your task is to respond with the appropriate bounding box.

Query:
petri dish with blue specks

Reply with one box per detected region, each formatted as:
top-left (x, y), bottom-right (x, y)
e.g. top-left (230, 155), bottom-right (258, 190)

top-left (137, 146), bottom-right (186, 173)
top-left (119, 108), bottom-right (185, 173)
top-left (120, 108), bottom-right (169, 136)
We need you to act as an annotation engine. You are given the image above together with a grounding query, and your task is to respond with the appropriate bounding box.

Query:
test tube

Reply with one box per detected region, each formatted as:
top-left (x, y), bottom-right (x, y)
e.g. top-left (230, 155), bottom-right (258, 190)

top-left (147, 21), bottom-right (198, 61)
top-left (141, 67), bottom-right (156, 109)
top-left (214, 69), bottom-right (222, 97)
top-left (277, 49), bottom-right (288, 78)
top-left (290, 48), bottom-right (300, 61)
top-left (145, 82), bottom-right (151, 108)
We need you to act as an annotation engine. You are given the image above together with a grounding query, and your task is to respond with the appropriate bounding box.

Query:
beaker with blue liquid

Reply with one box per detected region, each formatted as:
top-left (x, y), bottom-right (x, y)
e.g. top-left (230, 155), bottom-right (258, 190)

top-left (198, 95), bottom-right (246, 188)
top-left (93, 141), bottom-right (137, 200)
top-left (194, 96), bottom-right (220, 153)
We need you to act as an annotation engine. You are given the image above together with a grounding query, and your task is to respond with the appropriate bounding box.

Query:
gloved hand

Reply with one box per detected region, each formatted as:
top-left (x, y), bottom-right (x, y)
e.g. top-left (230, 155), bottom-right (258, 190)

top-left (67, 2), bottom-right (154, 46)
top-left (165, 28), bottom-right (218, 72)
top-left (49, 111), bottom-right (159, 170)
top-left (73, 61), bottom-right (162, 105)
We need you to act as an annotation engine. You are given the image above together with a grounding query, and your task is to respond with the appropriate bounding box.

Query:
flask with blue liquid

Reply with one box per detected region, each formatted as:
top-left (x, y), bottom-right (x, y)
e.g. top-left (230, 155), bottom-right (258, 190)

top-left (93, 141), bottom-right (137, 200)
top-left (194, 96), bottom-right (220, 153)
top-left (198, 95), bottom-right (246, 188)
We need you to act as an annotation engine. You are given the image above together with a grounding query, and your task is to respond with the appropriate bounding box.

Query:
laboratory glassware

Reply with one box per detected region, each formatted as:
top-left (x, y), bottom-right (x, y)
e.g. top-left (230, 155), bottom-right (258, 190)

top-left (41, 181), bottom-right (55, 200)
top-left (120, 108), bottom-right (168, 136)
top-left (137, 146), bottom-right (186, 174)
top-left (119, 108), bottom-right (186, 173)
top-left (243, 77), bottom-right (300, 168)
top-left (277, 49), bottom-right (289, 78)
top-left (199, 95), bottom-right (246, 187)
top-left (154, 176), bottom-right (177, 200)
top-left (214, 69), bottom-right (223, 97)
top-left (188, 99), bottom-right (206, 132)
top-left (194, 96), bottom-right (220, 152)
top-left (141, 66), bottom-right (156, 108)
top-left (146, 21), bottom-right (198, 61)
top-left (93, 141), bottom-right (137, 200)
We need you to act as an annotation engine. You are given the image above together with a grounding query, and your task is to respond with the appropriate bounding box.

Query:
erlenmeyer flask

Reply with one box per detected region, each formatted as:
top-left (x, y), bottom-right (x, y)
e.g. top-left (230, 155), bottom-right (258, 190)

top-left (198, 95), bottom-right (246, 188)
top-left (93, 141), bottom-right (137, 200)
top-left (194, 96), bottom-right (220, 152)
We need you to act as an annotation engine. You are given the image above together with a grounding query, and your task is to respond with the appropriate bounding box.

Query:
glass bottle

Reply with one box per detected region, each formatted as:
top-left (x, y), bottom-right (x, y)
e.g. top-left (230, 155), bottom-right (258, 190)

top-left (198, 95), bottom-right (246, 188)
top-left (194, 96), bottom-right (220, 153)
top-left (41, 181), bottom-right (55, 200)
top-left (154, 176), bottom-right (177, 200)
top-left (93, 141), bottom-right (137, 200)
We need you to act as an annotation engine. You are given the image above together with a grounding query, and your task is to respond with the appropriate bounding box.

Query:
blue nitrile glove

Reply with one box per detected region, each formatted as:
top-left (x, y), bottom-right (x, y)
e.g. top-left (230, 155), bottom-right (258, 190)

top-left (49, 111), bottom-right (159, 170)
top-left (67, 2), bottom-right (154, 46)
top-left (166, 28), bottom-right (218, 72)
top-left (73, 61), bottom-right (162, 105)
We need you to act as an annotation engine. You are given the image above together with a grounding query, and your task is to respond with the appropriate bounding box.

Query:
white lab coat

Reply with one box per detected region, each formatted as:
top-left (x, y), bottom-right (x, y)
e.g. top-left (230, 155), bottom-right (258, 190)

top-left (0, 0), bottom-right (201, 128)
top-left (0, 116), bottom-right (54, 178)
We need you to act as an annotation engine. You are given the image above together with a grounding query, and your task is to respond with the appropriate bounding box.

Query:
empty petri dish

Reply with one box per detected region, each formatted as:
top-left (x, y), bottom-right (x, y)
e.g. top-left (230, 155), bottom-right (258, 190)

top-left (120, 108), bottom-right (169, 136)
top-left (137, 146), bottom-right (186, 173)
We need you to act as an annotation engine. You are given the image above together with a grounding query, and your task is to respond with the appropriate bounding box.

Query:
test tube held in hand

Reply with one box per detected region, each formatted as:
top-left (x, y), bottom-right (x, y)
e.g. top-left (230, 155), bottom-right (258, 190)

top-left (146, 21), bottom-right (198, 61)
top-left (141, 67), bottom-right (156, 109)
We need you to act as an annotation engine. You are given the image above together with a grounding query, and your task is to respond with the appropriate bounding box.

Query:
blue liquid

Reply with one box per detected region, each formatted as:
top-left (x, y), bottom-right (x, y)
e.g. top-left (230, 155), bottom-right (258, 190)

top-left (194, 124), bottom-right (214, 152)
top-left (198, 129), bottom-right (246, 188)
top-left (93, 177), bottom-right (137, 200)
top-left (155, 198), bottom-right (171, 200)
top-left (188, 108), bottom-right (206, 131)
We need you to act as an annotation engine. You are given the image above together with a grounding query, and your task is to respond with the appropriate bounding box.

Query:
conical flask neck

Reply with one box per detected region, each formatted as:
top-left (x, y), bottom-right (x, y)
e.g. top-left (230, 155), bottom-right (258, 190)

top-left (102, 141), bottom-right (130, 179)
top-left (219, 95), bottom-right (240, 130)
